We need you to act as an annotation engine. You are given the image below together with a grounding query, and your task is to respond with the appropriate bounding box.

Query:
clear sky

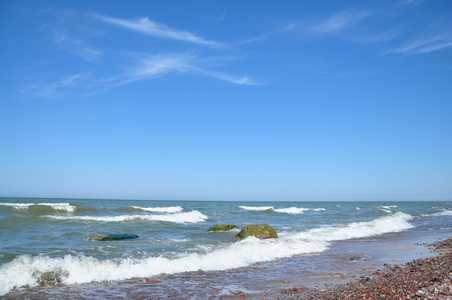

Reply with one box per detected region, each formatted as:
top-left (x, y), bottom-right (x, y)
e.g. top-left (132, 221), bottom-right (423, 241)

top-left (1, 0), bottom-right (451, 201)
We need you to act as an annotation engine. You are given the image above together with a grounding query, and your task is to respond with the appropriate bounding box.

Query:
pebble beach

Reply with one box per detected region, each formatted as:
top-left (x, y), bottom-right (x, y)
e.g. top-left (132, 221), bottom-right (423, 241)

top-left (273, 238), bottom-right (452, 300)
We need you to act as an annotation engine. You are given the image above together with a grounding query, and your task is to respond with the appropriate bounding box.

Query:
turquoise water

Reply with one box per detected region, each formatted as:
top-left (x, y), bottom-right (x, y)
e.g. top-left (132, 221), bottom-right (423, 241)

top-left (0, 198), bottom-right (451, 298)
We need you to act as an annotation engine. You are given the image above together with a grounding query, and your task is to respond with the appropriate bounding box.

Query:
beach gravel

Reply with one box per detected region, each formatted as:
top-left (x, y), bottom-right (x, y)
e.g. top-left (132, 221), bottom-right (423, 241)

top-left (274, 238), bottom-right (452, 300)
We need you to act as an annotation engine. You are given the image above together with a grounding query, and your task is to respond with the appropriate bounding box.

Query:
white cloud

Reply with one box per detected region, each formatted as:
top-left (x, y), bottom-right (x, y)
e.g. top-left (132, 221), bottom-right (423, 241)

top-left (351, 26), bottom-right (404, 44)
top-left (22, 72), bottom-right (95, 98)
top-left (385, 33), bottom-right (452, 55)
top-left (93, 14), bottom-right (222, 46)
top-left (54, 29), bottom-right (102, 62)
top-left (309, 10), bottom-right (374, 34)
top-left (23, 53), bottom-right (260, 98)
top-left (122, 53), bottom-right (261, 86)
top-left (284, 9), bottom-right (385, 44)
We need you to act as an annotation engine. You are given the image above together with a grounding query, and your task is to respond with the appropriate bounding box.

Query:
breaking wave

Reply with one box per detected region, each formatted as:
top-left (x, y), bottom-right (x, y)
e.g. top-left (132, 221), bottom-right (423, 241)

top-left (130, 206), bottom-right (184, 213)
top-left (238, 206), bottom-right (325, 214)
top-left (0, 202), bottom-right (76, 213)
top-left (238, 206), bottom-right (273, 211)
top-left (292, 212), bottom-right (414, 241)
top-left (376, 205), bottom-right (398, 213)
top-left (431, 209), bottom-right (452, 216)
top-left (43, 211), bottom-right (208, 224)
top-left (0, 238), bottom-right (327, 296)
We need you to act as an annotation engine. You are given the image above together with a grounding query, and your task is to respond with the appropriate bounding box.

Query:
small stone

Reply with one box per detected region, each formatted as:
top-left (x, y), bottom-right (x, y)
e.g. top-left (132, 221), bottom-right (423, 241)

top-left (145, 280), bottom-right (162, 284)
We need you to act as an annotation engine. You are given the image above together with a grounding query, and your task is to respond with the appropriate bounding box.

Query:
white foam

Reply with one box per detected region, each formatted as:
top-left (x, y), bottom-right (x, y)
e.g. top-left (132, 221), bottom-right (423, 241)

top-left (0, 203), bottom-right (30, 209)
top-left (431, 209), bottom-right (452, 216)
top-left (0, 238), bottom-right (328, 296)
top-left (0, 202), bottom-right (76, 212)
top-left (131, 206), bottom-right (183, 213)
top-left (293, 212), bottom-right (413, 241)
top-left (43, 210), bottom-right (208, 224)
top-left (238, 206), bottom-right (273, 211)
top-left (239, 206), bottom-right (325, 214)
top-left (273, 207), bottom-right (306, 214)
top-left (377, 205), bottom-right (398, 213)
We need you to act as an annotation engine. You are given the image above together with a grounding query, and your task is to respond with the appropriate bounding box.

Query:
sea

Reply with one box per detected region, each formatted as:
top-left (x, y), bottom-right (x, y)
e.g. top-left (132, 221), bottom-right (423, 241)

top-left (0, 198), bottom-right (451, 299)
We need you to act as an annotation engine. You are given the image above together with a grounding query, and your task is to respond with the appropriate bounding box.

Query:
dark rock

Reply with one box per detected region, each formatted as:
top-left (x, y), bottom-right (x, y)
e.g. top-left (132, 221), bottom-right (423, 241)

top-left (350, 255), bottom-right (363, 261)
top-left (90, 233), bottom-right (139, 241)
top-left (235, 224), bottom-right (278, 240)
top-left (207, 224), bottom-right (239, 232)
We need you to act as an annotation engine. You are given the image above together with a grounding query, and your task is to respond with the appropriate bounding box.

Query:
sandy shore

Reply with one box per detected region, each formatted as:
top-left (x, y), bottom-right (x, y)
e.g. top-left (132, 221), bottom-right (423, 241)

top-left (259, 238), bottom-right (452, 299)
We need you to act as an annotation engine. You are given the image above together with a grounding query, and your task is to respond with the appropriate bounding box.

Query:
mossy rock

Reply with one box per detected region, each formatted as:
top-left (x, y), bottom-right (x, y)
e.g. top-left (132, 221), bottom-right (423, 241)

top-left (235, 224), bottom-right (278, 240)
top-left (207, 224), bottom-right (239, 232)
top-left (90, 233), bottom-right (139, 241)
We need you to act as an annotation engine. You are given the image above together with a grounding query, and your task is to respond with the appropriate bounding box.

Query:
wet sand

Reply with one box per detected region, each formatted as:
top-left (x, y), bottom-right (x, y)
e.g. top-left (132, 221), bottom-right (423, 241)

top-left (266, 237), bottom-right (452, 299)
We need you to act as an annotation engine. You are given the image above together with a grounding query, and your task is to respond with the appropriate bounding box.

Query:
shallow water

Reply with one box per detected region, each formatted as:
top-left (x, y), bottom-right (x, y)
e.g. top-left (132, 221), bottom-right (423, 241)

top-left (0, 198), bottom-right (451, 299)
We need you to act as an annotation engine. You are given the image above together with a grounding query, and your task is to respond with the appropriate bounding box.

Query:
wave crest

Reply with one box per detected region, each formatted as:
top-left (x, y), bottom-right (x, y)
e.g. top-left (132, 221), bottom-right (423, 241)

top-left (44, 210), bottom-right (208, 224)
top-left (294, 212), bottom-right (413, 241)
top-left (239, 206), bottom-right (325, 214)
top-left (0, 202), bottom-right (76, 213)
top-left (131, 206), bottom-right (184, 213)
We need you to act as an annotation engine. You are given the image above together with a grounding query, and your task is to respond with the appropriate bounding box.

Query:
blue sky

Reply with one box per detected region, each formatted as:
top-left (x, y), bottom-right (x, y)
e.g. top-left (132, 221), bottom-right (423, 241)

top-left (1, 0), bottom-right (451, 201)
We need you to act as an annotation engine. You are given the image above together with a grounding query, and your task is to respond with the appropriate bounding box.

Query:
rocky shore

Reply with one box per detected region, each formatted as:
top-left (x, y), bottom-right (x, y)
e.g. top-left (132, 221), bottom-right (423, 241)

top-left (270, 238), bottom-right (452, 300)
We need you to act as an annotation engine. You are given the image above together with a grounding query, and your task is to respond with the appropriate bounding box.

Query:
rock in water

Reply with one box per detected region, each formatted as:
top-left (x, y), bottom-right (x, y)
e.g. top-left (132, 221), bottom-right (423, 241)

top-left (235, 224), bottom-right (278, 239)
top-left (207, 224), bottom-right (239, 232)
top-left (90, 233), bottom-right (139, 241)
top-left (350, 256), bottom-right (363, 261)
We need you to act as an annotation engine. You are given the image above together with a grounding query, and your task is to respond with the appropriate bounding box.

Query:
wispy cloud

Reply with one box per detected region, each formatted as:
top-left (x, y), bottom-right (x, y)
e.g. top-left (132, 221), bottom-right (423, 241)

top-left (54, 30), bottom-right (102, 62)
top-left (24, 10), bottom-right (260, 98)
top-left (284, 9), bottom-right (385, 45)
top-left (93, 14), bottom-right (222, 47)
top-left (385, 33), bottom-right (452, 55)
top-left (23, 53), bottom-right (260, 98)
top-left (22, 72), bottom-right (95, 98)
top-left (351, 26), bottom-right (404, 44)
top-left (397, 0), bottom-right (425, 6)
top-left (308, 10), bottom-right (374, 34)
top-left (118, 53), bottom-right (262, 86)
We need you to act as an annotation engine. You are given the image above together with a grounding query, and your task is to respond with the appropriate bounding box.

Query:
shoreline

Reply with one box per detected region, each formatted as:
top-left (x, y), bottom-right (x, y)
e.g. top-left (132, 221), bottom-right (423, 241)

top-left (263, 237), bottom-right (452, 299)
top-left (1, 208), bottom-right (450, 299)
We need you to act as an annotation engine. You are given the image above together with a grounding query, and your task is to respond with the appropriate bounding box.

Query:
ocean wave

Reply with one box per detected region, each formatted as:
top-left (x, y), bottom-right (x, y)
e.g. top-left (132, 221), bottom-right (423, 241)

top-left (274, 207), bottom-right (326, 214)
top-left (238, 206), bottom-right (273, 211)
top-left (430, 209), bottom-right (452, 216)
top-left (0, 238), bottom-right (328, 296)
top-left (0, 212), bottom-right (415, 296)
top-left (239, 206), bottom-right (325, 214)
top-left (293, 212), bottom-right (413, 241)
top-left (0, 202), bottom-right (76, 213)
top-left (43, 210), bottom-right (208, 224)
top-left (376, 205), bottom-right (398, 213)
top-left (130, 206), bottom-right (183, 213)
